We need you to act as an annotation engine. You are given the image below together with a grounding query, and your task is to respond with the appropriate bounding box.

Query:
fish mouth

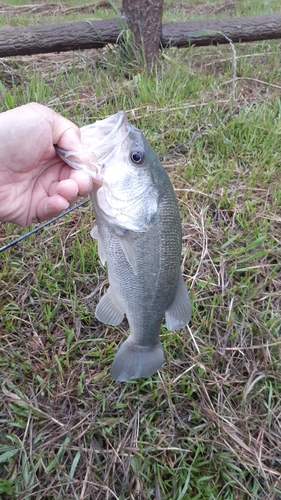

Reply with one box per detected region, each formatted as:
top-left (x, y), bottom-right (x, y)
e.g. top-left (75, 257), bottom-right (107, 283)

top-left (55, 111), bottom-right (130, 181)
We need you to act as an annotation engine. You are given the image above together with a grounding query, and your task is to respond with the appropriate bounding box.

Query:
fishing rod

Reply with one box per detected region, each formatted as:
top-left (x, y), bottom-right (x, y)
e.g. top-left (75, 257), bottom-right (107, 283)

top-left (0, 107), bottom-right (240, 254)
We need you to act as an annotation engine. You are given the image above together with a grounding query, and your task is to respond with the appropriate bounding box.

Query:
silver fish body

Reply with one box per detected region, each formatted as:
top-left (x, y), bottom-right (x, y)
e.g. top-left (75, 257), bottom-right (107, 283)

top-left (56, 112), bottom-right (191, 381)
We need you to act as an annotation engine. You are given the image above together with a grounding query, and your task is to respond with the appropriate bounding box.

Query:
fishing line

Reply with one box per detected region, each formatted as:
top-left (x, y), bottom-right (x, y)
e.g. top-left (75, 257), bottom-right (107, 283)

top-left (0, 107), bottom-right (240, 254)
top-left (160, 107), bottom-right (241, 158)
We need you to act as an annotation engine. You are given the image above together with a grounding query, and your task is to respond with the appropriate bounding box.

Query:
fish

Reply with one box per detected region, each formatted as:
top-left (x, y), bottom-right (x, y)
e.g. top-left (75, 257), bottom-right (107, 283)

top-left (56, 111), bottom-right (191, 381)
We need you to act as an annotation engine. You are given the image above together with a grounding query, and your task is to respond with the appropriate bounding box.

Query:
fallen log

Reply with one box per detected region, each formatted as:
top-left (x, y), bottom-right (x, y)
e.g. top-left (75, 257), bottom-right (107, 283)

top-left (162, 14), bottom-right (281, 47)
top-left (1, 14), bottom-right (281, 58)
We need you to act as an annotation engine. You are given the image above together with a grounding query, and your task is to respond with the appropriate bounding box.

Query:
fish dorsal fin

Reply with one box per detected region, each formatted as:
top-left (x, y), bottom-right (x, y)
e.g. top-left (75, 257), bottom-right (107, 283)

top-left (95, 286), bottom-right (124, 326)
top-left (165, 272), bottom-right (192, 331)
top-left (90, 225), bottom-right (107, 266)
top-left (118, 231), bottom-right (138, 274)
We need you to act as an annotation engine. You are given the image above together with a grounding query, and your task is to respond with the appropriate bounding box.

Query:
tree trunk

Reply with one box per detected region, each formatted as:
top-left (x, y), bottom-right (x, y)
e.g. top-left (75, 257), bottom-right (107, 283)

top-left (121, 0), bottom-right (164, 69)
top-left (1, 14), bottom-right (281, 58)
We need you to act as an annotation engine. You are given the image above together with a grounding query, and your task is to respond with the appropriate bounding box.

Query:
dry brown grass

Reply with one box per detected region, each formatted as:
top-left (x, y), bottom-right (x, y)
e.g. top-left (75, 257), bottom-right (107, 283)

top-left (1, 1), bottom-right (281, 498)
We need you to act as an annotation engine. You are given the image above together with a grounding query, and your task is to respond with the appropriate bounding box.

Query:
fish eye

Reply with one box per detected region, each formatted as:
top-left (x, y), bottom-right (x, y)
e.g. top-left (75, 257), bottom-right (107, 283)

top-left (131, 150), bottom-right (145, 164)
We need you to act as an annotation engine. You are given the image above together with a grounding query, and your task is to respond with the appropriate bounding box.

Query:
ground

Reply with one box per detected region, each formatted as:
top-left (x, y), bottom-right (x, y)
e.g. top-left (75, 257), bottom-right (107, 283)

top-left (0, 1), bottom-right (281, 499)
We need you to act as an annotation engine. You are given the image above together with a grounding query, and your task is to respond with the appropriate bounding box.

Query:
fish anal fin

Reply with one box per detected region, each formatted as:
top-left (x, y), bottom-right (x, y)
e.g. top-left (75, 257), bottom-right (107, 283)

top-left (165, 272), bottom-right (192, 331)
top-left (96, 287), bottom-right (124, 326)
top-left (90, 225), bottom-right (107, 265)
top-left (111, 337), bottom-right (164, 381)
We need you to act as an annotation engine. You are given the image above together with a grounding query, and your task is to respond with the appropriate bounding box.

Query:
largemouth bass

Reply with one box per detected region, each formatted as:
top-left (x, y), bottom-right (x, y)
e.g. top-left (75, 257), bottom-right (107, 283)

top-left (56, 112), bottom-right (191, 381)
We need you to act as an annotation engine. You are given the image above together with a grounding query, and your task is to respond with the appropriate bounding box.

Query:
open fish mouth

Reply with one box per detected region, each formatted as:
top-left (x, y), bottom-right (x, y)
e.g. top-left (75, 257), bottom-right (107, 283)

top-left (55, 111), bottom-right (130, 181)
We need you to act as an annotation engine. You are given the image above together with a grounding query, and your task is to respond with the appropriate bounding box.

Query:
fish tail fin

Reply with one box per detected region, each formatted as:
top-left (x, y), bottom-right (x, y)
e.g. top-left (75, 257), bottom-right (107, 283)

top-left (110, 337), bottom-right (164, 382)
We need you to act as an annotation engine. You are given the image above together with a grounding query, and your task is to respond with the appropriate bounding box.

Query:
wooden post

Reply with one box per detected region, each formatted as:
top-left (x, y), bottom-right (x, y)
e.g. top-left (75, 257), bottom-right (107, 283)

top-left (121, 0), bottom-right (164, 69)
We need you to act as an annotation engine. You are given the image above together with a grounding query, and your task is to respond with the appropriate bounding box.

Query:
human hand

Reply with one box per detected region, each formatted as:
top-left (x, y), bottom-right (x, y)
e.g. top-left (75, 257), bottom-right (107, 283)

top-left (0, 102), bottom-right (93, 227)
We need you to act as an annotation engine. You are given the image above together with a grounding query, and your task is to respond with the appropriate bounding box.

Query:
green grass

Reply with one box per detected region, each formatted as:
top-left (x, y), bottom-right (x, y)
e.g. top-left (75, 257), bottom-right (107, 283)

top-left (0, 0), bottom-right (121, 27)
top-left (1, 0), bottom-right (281, 499)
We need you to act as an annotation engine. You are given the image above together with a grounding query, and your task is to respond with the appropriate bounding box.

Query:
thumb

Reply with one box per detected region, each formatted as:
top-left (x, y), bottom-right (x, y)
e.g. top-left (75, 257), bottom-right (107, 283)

top-left (56, 126), bottom-right (83, 152)
top-left (30, 103), bottom-right (82, 151)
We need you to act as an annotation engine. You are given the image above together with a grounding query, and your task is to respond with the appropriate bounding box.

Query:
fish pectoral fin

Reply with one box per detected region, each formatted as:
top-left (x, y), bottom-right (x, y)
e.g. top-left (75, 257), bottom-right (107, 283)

top-left (165, 272), bottom-right (192, 331)
top-left (95, 286), bottom-right (124, 326)
top-left (118, 231), bottom-right (137, 274)
top-left (90, 225), bottom-right (107, 265)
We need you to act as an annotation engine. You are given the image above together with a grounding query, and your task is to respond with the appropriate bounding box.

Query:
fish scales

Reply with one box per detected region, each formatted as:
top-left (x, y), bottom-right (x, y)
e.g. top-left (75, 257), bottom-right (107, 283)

top-left (55, 111), bottom-right (192, 381)
top-left (92, 170), bottom-right (181, 344)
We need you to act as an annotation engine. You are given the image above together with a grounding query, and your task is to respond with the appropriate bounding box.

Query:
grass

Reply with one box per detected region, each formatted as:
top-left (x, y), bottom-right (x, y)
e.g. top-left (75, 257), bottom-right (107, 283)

top-left (0, 0), bottom-right (120, 27)
top-left (0, 0), bottom-right (281, 499)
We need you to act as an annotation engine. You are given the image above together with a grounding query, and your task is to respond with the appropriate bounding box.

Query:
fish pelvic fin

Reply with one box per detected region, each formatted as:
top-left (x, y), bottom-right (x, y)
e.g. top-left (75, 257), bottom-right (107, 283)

top-left (165, 271), bottom-right (192, 331)
top-left (96, 286), bottom-right (124, 326)
top-left (111, 338), bottom-right (164, 382)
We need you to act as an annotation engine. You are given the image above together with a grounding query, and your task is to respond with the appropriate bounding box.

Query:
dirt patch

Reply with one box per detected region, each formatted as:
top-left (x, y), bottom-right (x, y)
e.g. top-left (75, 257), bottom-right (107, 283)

top-left (169, 0), bottom-right (236, 18)
top-left (0, 0), bottom-right (235, 20)
top-left (0, 0), bottom-right (113, 17)
top-left (0, 47), bottom-right (103, 77)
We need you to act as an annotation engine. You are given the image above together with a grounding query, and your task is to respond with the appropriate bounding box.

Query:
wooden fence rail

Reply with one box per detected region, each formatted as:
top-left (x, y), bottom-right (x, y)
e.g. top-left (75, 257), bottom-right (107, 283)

top-left (1, 14), bottom-right (281, 58)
